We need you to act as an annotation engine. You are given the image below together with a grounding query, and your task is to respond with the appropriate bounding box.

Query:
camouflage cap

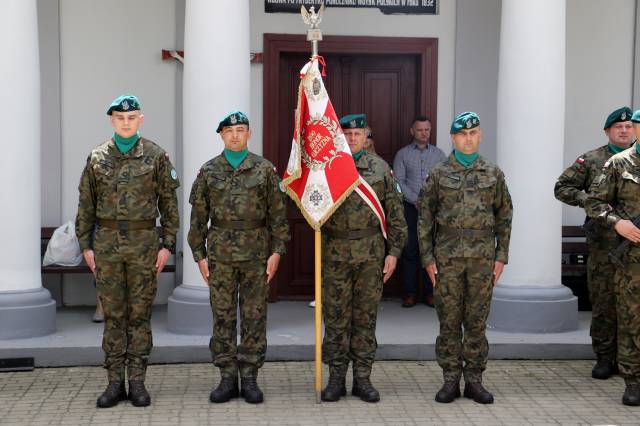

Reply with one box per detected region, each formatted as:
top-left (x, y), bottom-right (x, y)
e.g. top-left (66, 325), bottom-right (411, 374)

top-left (339, 113), bottom-right (367, 129)
top-left (603, 106), bottom-right (632, 129)
top-left (106, 94), bottom-right (141, 115)
top-left (450, 111), bottom-right (480, 134)
top-left (216, 111), bottom-right (250, 133)
top-left (632, 109), bottom-right (640, 123)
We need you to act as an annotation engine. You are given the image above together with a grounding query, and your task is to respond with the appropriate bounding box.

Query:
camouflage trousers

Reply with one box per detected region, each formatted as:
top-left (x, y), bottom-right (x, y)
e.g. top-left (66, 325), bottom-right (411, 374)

top-left (614, 263), bottom-right (640, 385)
top-left (434, 257), bottom-right (494, 384)
top-left (587, 247), bottom-right (617, 362)
top-left (208, 260), bottom-right (268, 378)
top-left (94, 228), bottom-right (159, 382)
top-left (322, 260), bottom-right (383, 378)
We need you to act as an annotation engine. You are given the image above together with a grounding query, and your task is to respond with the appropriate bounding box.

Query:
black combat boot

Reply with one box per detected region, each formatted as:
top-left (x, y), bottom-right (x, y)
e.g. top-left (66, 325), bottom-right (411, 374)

top-left (435, 381), bottom-right (461, 403)
top-left (622, 384), bottom-right (640, 406)
top-left (96, 381), bottom-right (127, 408)
top-left (321, 366), bottom-right (347, 402)
top-left (128, 380), bottom-right (151, 407)
top-left (241, 375), bottom-right (264, 404)
top-left (352, 377), bottom-right (380, 403)
top-left (592, 359), bottom-right (616, 380)
top-left (463, 382), bottom-right (494, 404)
top-left (209, 376), bottom-right (239, 403)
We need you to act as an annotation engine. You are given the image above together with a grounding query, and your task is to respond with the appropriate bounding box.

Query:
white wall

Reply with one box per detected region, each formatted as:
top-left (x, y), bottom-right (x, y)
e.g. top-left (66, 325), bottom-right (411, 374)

top-left (249, 1), bottom-right (458, 154)
top-left (564, 0), bottom-right (636, 225)
top-left (56, 0), bottom-right (179, 305)
top-left (454, 0), bottom-right (501, 161)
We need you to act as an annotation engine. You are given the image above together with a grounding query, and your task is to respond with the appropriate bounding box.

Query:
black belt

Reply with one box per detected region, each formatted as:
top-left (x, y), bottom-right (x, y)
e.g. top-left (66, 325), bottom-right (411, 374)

top-left (438, 225), bottom-right (494, 238)
top-left (324, 227), bottom-right (379, 240)
top-left (212, 219), bottom-right (266, 230)
top-left (97, 219), bottom-right (156, 231)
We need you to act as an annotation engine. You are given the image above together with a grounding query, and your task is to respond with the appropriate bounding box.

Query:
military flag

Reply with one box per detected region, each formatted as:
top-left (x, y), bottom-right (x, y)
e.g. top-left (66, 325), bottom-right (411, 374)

top-left (281, 56), bottom-right (387, 237)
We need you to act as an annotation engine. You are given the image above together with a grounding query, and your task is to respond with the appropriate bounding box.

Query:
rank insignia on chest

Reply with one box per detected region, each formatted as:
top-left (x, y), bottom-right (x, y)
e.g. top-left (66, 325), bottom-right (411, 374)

top-left (576, 157), bottom-right (585, 164)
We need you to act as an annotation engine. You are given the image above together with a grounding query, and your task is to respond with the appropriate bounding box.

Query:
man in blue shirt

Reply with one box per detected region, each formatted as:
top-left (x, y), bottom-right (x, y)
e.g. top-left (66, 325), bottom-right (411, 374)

top-left (393, 116), bottom-right (446, 307)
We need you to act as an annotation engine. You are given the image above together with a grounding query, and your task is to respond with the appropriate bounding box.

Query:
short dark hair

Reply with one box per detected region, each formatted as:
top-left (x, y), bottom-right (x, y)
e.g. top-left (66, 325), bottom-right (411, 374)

top-left (413, 115), bottom-right (431, 125)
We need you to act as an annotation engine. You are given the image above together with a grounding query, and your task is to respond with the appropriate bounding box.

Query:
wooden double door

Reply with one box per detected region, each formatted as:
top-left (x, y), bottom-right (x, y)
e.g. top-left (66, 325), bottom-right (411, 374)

top-left (263, 35), bottom-right (438, 300)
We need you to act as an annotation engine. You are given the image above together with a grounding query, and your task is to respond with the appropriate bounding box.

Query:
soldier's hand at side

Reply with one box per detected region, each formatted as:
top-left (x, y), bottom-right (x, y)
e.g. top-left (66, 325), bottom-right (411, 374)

top-left (382, 255), bottom-right (398, 283)
top-left (266, 253), bottom-right (281, 284)
top-left (155, 248), bottom-right (171, 277)
top-left (615, 219), bottom-right (640, 243)
top-left (493, 261), bottom-right (505, 286)
top-left (426, 263), bottom-right (438, 287)
top-left (83, 249), bottom-right (96, 275)
top-left (197, 259), bottom-right (209, 284)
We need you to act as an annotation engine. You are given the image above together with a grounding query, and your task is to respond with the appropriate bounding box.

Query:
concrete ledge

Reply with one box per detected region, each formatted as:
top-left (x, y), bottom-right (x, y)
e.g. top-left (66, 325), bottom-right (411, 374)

top-left (488, 284), bottom-right (578, 333)
top-left (0, 287), bottom-right (56, 339)
top-left (167, 284), bottom-right (212, 335)
top-left (0, 303), bottom-right (593, 367)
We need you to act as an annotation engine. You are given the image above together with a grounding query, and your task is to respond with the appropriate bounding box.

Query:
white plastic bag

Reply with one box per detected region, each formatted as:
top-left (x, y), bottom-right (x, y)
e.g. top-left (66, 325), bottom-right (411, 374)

top-left (43, 220), bottom-right (83, 266)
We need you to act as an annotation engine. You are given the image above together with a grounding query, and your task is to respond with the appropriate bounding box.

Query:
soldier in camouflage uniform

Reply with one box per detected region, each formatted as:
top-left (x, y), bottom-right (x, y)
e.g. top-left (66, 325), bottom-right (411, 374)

top-left (554, 106), bottom-right (635, 380)
top-left (75, 94), bottom-right (180, 408)
top-left (187, 111), bottom-right (290, 404)
top-left (417, 112), bottom-right (512, 405)
top-left (320, 114), bottom-right (407, 403)
top-left (585, 109), bottom-right (640, 405)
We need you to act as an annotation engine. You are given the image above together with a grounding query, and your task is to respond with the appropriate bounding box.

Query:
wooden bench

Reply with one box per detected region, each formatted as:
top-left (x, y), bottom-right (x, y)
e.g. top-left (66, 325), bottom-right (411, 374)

top-left (561, 225), bottom-right (590, 310)
top-left (41, 226), bottom-right (176, 305)
top-left (561, 225), bottom-right (588, 275)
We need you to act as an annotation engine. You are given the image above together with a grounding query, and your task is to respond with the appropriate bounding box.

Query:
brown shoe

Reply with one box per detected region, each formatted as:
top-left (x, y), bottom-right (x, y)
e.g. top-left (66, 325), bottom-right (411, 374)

top-left (402, 295), bottom-right (416, 308)
top-left (424, 294), bottom-right (434, 307)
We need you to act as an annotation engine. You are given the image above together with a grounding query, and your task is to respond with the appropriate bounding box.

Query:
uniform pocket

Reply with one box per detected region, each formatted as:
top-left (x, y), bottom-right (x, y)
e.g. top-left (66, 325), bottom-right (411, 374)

top-left (620, 171), bottom-right (640, 199)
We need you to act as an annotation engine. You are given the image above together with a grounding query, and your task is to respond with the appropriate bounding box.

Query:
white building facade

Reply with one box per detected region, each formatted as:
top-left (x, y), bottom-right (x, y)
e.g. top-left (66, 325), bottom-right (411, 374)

top-left (1, 0), bottom-right (638, 337)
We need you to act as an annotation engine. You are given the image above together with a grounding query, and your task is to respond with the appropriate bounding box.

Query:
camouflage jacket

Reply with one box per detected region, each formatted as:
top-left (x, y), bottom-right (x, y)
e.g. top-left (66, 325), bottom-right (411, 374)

top-left (188, 152), bottom-right (290, 262)
top-left (417, 153), bottom-right (512, 265)
top-left (554, 144), bottom-right (619, 248)
top-left (585, 147), bottom-right (640, 260)
top-left (322, 151), bottom-right (408, 263)
top-left (75, 138), bottom-right (180, 252)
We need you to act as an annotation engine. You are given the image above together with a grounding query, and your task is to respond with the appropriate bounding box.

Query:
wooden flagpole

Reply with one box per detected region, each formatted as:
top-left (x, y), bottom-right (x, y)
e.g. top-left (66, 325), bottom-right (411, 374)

top-left (314, 230), bottom-right (322, 404)
top-left (301, 3), bottom-right (326, 405)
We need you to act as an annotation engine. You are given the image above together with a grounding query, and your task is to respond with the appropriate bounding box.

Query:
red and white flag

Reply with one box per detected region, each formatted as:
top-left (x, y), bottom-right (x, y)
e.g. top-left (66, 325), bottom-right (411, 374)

top-left (281, 56), bottom-right (387, 238)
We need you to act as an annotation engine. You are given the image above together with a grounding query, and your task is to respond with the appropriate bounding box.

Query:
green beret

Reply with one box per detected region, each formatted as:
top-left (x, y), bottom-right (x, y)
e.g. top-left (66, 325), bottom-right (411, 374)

top-left (632, 110), bottom-right (640, 123)
top-left (216, 111), bottom-right (250, 133)
top-left (339, 113), bottom-right (367, 129)
top-left (603, 106), bottom-right (632, 129)
top-left (106, 94), bottom-right (141, 115)
top-left (450, 112), bottom-right (480, 134)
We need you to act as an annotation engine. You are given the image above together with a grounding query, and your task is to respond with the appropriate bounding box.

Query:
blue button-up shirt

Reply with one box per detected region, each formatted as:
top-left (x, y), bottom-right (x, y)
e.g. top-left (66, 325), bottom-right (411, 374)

top-left (393, 141), bottom-right (447, 205)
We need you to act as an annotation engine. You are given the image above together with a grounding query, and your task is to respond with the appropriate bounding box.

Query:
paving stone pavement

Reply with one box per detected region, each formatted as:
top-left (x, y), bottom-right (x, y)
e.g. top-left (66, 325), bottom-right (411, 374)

top-left (0, 360), bottom-right (638, 425)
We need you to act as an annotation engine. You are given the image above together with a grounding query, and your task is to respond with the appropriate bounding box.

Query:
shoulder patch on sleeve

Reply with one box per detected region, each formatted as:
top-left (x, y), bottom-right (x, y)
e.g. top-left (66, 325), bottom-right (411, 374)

top-left (576, 157), bottom-right (585, 164)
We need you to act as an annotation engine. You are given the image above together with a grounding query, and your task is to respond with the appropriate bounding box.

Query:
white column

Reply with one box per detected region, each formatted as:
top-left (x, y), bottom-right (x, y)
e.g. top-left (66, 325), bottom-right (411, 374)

top-left (0, 0), bottom-right (56, 338)
top-left (488, 0), bottom-right (577, 332)
top-left (168, 0), bottom-right (250, 334)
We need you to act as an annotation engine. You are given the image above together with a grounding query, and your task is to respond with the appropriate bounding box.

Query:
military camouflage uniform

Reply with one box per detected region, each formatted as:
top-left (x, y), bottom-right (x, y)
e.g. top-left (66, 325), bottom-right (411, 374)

top-left (554, 145), bottom-right (619, 364)
top-left (417, 154), bottom-right (512, 384)
top-left (322, 151), bottom-right (407, 378)
top-left (586, 146), bottom-right (640, 385)
top-left (188, 152), bottom-right (290, 378)
top-left (76, 138), bottom-right (180, 381)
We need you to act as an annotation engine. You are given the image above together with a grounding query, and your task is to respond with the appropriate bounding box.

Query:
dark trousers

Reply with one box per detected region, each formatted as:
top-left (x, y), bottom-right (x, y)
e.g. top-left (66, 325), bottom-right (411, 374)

top-left (402, 201), bottom-right (433, 296)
